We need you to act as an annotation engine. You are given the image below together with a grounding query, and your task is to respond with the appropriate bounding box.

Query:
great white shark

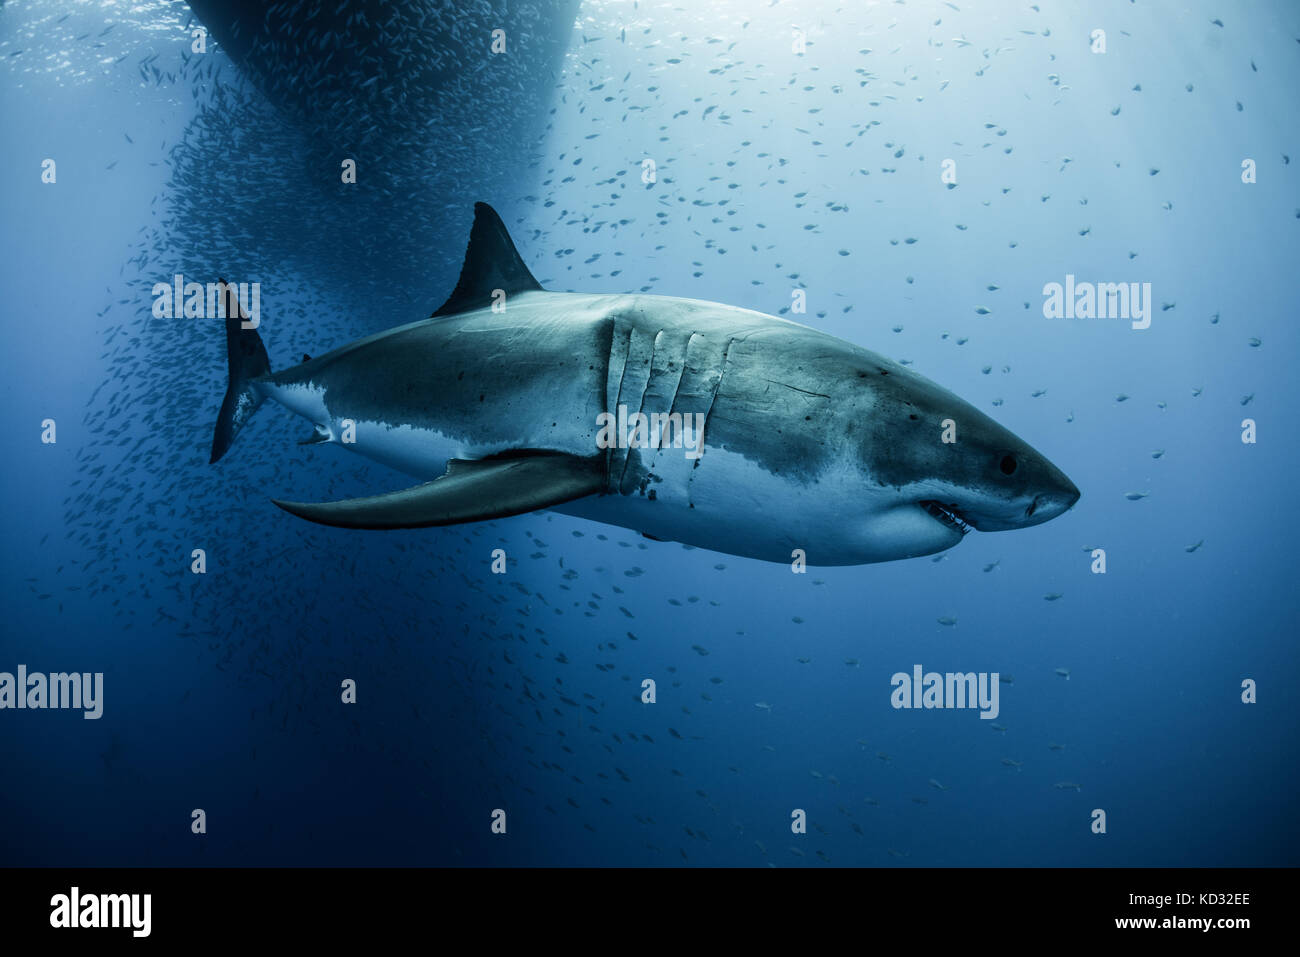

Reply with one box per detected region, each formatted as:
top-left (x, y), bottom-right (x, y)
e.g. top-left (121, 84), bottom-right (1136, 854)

top-left (210, 203), bottom-right (1079, 565)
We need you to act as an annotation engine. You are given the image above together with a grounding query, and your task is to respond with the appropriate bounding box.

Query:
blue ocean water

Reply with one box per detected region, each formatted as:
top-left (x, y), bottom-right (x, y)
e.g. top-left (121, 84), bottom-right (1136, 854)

top-left (1, 0), bottom-right (1297, 867)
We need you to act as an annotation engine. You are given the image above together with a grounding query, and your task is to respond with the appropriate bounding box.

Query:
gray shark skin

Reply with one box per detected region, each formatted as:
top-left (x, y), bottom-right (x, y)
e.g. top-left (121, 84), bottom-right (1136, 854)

top-left (211, 203), bottom-right (1080, 566)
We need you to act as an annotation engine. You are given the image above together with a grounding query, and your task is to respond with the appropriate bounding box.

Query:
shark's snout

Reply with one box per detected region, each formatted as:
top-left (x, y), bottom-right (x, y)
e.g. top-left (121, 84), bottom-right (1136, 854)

top-left (1024, 476), bottom-right (1080, 526)
top-left (963, 457), bottom-right (1080, 532)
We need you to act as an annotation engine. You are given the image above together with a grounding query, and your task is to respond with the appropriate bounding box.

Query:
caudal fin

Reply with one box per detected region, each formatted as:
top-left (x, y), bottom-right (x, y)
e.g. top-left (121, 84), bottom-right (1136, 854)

top-left (210, 279), bottom-right (271, 464)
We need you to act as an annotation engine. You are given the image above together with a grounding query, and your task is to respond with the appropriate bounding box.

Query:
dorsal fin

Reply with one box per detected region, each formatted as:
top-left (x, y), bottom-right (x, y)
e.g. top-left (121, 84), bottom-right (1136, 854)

top-left (432, 202), bottom-right (543, 317)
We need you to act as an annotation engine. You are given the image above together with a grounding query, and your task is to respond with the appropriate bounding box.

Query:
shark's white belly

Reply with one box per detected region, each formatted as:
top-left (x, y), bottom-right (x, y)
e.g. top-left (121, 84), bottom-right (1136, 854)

top-left (555, 446), bottom-right (910, 564)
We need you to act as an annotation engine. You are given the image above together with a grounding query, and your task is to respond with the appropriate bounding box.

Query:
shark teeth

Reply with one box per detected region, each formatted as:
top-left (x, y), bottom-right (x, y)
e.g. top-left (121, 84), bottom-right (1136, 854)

top-left (921, 501), bottom-right (972, 536)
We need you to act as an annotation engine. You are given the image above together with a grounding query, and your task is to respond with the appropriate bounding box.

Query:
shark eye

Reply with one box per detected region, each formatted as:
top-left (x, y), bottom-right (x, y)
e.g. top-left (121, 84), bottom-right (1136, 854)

top-left (999, 454), bottom-right (1018, 476)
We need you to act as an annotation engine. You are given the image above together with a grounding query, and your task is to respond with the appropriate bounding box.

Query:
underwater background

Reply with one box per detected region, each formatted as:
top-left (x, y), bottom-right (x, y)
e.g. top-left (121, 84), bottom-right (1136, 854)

top-left (1, 0), bottom-right (1297, 867)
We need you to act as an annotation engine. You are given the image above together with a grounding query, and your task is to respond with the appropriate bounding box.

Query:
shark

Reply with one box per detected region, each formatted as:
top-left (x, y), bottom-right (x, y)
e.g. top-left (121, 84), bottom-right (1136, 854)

top-left (210, 203), bottom-right (1079, 565)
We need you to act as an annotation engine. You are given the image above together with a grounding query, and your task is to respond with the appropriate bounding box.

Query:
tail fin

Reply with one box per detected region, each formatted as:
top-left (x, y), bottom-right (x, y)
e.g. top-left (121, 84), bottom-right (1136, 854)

top-left (210, 279), bottom-right (271, 464)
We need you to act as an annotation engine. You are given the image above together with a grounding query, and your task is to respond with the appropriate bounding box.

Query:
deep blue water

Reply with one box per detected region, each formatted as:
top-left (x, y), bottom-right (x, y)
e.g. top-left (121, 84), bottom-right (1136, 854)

top-left (1, 0), bottom-right (1298, 867)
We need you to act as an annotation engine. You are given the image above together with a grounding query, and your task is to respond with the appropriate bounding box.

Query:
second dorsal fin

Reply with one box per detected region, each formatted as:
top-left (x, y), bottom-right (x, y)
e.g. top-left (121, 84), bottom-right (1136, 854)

top-left (432, 202), bottom-right (543, 317)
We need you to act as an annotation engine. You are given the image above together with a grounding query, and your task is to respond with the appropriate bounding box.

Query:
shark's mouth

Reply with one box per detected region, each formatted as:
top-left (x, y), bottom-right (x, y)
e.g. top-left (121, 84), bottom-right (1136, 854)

top-left (921, 501), bottom-right (972, 536)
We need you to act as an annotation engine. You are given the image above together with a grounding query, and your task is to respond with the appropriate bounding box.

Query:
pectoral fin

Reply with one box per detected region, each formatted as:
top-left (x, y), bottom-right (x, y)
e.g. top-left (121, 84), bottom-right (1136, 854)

top-left (270, 453), bottom-right (605, 530)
